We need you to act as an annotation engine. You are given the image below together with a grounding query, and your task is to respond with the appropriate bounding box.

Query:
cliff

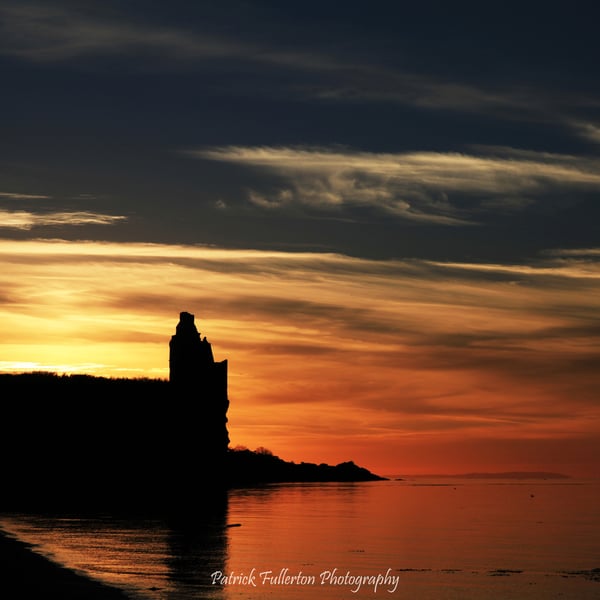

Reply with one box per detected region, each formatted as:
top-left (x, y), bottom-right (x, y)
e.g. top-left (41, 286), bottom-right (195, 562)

top-left (0, 372), bottom-right (384, 513)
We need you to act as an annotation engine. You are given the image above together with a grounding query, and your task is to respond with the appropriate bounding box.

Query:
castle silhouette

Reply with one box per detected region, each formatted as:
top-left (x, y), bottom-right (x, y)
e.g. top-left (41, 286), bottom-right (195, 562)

top-left (169, 311), bottom-right (230, 458)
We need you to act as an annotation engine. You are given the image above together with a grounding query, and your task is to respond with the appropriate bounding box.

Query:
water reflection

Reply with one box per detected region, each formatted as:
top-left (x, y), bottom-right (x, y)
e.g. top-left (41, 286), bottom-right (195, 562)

top-left (165, 494), bottom-right (228, 599)
top-left (0, 493), bottom-right (230, 600)
top-left (4, 481), bottom-right (599, 600)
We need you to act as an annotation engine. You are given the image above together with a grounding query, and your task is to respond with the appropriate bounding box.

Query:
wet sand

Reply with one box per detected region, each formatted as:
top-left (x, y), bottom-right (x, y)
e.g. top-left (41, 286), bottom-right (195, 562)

top-left (0, 529), bottom-right (131, 599)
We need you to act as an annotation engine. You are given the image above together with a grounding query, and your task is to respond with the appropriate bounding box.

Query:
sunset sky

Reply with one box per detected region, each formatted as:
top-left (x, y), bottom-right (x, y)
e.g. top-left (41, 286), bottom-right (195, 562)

top-left (1, 1), bottom-right (599, 477)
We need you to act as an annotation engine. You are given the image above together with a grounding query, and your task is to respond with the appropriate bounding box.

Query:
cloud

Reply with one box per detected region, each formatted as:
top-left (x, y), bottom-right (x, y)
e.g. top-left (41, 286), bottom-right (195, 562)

top-left (1, 237), bottom-right (597, 376)
top-left (192, 145), bottom-right (600, 224)
top-left (0, 2), bottom-right (349, 71)
top-left (0, 191), bottom-right (51, 200)
top-left (0, 3), bottom-right (249, 62)
top-left (425, 258), bottom-right (600, 280)
top-left (568, 120), bottom-right (600, 145)
top-left (0, 210), bottom-right (126, 230)
top-left (303, 63), bottom-right (543, 116)
top-left (0, 238), bottom-right (598, 474)
top-left (0, 1), bottom-right (334, 73)
top-left (0, 1), bottom-right (583, 128)
top-left (545, 247), bottom-right (600, 258)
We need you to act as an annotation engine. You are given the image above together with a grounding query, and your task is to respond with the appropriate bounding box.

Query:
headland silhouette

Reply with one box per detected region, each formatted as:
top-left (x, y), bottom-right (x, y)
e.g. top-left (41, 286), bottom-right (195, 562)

top-left (0, 311), bottom-right (384, 514)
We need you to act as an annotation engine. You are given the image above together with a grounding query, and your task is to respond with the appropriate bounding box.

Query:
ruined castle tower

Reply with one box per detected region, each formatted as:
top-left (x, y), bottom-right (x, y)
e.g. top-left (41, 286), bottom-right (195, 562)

top-left (169, 312), bottom-right (230, 461)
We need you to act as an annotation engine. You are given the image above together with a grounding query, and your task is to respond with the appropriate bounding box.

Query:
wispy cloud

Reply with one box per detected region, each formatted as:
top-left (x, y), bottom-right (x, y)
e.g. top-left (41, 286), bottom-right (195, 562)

top-left (0, 210), bottom-right (126, 230)
top-left (0, 1), bottom-right (336, 74)
top-left (192, 145), bottom-right (600, 224)
top-left (545, 247), bottom-right (600, 258)
top-left (0, 3), bottom-right (249, 62)
top-left (304, 64), bottom-right (544, 116)
top-left (0, 1), bottom-right (585, 126)
top-left (0, 2), bottom-right (359, 71)
top-left (0, 191), bottom-right (51, 200)
top-left (569, 119), bottom-right (600, 145)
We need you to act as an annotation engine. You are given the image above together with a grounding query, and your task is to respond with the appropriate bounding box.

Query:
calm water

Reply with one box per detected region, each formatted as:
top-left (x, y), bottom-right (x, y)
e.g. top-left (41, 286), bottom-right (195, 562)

top-left (1, 479), bottom-right (599, 599)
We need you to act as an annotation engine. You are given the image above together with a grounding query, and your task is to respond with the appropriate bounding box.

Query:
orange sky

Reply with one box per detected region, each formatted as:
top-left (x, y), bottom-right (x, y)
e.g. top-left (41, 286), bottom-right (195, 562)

top-left (1, 239), bottom-right (599, 478)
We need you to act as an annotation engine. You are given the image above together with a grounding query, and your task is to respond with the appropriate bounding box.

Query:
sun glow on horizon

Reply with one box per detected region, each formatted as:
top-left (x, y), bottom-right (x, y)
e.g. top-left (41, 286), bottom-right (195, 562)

top-left (1, 238), bottom-right (599, 477)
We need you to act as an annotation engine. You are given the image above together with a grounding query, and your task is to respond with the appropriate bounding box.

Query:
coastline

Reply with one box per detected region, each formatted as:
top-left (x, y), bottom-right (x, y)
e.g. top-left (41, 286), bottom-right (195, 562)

top-left (0, 528), bottom-right (131, 600)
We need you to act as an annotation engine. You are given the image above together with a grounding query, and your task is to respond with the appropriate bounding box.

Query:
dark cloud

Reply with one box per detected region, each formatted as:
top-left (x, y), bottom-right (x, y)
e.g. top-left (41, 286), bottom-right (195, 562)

top-left (1, 2), bottom-right (598, 262)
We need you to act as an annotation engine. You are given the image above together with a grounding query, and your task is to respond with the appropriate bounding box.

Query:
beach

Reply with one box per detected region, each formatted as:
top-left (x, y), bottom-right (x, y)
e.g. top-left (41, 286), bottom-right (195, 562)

top-left (0, 529), bottom-right (130, 600)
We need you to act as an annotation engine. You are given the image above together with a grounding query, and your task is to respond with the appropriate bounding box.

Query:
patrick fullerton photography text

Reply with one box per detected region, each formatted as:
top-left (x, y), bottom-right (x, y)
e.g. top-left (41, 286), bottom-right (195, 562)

top-left (211, 567), bottom-right (400, 594)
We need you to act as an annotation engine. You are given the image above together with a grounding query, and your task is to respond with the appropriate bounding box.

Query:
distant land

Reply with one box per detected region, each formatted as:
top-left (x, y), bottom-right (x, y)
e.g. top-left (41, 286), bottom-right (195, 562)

top-left (403, 472), bottom-right (571, 480)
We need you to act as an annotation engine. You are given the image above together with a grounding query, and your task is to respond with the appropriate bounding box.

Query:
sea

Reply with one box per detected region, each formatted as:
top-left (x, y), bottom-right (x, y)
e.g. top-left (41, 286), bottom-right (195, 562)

top-left (1, 477), bottom-right (599, 600)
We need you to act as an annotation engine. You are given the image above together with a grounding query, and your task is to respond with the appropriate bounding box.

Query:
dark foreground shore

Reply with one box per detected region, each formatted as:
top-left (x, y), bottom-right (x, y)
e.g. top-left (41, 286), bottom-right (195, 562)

top-left (0, 529), bottom-right (131, 600)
